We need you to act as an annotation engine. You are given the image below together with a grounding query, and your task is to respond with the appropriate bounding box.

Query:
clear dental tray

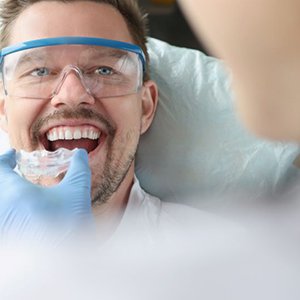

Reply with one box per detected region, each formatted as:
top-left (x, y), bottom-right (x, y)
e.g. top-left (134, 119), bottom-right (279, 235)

top-left (16, 148), bottom-right (76, 180)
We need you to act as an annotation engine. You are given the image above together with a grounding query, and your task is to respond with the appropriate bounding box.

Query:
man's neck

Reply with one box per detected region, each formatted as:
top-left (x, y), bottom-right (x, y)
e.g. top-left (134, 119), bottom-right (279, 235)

top-left (92, 167), bottom-right (135, 241)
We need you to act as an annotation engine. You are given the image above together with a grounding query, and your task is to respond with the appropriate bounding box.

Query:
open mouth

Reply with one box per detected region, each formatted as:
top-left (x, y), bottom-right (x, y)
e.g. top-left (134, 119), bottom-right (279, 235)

top-left (40, 125), bottom-right (103, 154)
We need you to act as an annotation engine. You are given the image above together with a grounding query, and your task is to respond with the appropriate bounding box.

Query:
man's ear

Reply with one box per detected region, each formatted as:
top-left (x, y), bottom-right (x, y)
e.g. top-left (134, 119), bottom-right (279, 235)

top-left (140, 80), bottom-right (158, 135)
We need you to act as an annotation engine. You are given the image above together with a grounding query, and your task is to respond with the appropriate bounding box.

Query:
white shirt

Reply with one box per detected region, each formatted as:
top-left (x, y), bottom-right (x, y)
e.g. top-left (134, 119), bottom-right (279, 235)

top-left (110, 176), bottom-right (233, 246)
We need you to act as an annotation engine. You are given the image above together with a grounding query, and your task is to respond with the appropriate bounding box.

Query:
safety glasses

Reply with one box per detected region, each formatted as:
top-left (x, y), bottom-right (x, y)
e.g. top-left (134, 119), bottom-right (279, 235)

top-left (0, 36), bottom-right (146, 100)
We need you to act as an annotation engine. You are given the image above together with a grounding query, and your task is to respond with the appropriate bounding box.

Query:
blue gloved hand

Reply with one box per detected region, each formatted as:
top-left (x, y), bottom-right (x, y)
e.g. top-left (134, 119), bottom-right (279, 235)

top-left (0, 148), bottom-right (94, 245)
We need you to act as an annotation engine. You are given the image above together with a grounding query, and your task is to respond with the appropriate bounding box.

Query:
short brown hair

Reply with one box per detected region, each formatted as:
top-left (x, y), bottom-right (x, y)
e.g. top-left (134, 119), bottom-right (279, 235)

top-left (0, 0), bottom-right (150, 80)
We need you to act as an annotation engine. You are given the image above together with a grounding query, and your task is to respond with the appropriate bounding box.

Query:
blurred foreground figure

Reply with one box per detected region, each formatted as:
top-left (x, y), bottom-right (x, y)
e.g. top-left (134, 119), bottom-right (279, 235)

top-left (179, 0), bottom-right (300, 141)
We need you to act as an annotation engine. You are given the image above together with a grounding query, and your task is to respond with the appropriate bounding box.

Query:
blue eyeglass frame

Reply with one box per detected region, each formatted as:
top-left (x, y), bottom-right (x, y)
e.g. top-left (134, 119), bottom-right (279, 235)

top-left (0, 36), bottom-right (147, 73)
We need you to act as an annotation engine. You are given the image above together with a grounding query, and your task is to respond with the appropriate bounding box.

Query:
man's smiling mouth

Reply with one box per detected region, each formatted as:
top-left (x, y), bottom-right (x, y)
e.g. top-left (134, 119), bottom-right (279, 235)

top-left (40, 125), bottom-right (103, 153)
top-left (33, 108), bottom-right (114, 154)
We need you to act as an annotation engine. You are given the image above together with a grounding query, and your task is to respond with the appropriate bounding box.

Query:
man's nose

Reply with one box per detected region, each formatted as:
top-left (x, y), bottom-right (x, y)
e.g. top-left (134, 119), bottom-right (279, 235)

top-left (50, 66), bottom-right (95, 107)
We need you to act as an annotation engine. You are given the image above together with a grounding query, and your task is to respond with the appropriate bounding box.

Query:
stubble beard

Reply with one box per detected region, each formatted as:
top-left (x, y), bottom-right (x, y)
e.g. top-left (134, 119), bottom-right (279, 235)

top-left (91, 134), bottom-right (139, 206)
top-left (29, 107), bottom-right (140, 205)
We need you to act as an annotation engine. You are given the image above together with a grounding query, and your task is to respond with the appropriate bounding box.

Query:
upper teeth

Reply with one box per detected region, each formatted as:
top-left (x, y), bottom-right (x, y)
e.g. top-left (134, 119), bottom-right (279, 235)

top-left (47, 126), bottom-right (101, 141)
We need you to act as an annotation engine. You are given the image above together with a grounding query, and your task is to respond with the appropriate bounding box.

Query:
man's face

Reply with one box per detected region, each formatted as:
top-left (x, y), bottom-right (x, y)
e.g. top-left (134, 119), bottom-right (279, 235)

top-left (0, 1), bottom-right (157, 205)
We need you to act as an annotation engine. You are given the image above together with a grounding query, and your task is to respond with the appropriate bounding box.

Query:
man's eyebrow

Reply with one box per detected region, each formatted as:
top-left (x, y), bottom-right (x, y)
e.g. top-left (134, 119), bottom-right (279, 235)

top-left (87, 47), bottom-right (129, 59)
top-left (88, 47), bottom-right (139, 69)
top-left (13, 49), bottom-right (47, 66)
top-left (10, 46), bottom-right (135, 68)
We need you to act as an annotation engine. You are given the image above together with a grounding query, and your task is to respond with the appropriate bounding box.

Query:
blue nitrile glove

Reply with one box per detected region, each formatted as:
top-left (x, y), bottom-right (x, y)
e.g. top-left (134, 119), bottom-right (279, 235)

top-left (0, 148), bottom-right (94, 245)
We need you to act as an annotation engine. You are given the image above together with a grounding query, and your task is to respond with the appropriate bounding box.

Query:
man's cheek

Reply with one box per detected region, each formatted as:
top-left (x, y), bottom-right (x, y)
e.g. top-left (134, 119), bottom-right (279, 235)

top-left (7, 126), bottom-right (21, 149)
top-left (0, 97), bottom-right (8, 132)
top-left (0, 114), bottom-right (8, 133)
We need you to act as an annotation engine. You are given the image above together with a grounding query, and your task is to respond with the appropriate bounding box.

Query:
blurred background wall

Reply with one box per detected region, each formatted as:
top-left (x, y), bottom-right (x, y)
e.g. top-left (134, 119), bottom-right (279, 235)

top-left (138, 0), bottom-right (210, 55)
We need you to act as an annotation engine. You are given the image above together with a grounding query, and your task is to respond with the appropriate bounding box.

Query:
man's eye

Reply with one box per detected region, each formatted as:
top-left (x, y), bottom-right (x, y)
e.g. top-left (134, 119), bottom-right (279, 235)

top-left (94, 66), bottom-right (114, 76)
top-left (30, 67), bottom-right (50, 77)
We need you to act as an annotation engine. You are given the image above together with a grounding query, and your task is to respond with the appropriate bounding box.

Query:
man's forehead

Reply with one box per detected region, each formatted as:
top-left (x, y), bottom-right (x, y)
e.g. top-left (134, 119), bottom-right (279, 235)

top-left (8, 1), bottom-right (134, 46)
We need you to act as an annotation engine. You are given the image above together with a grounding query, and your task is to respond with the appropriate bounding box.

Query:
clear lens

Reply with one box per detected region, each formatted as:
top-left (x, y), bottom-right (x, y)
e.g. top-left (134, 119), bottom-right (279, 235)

top-left (3, 44), bottom-right (143, 99)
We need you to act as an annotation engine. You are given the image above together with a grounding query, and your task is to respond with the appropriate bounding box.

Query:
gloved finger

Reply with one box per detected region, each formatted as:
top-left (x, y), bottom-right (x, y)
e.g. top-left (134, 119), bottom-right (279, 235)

top-left (0, 149), bottom-right (26, 188)
top-left (0, 149), bottom-right (17, 171)
top-left (60, 148), bottom-right (91, 189)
